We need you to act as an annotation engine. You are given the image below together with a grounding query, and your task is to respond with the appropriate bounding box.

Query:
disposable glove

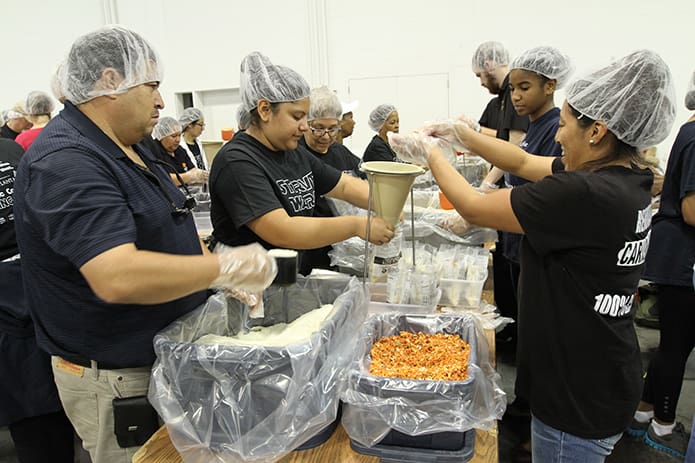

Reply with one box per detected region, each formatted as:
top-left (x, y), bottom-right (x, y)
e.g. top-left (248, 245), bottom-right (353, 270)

top-left (421, 116), bottom-right (479, 152)
top-left (187, 168), bottom-right (209, 184)
top-left (388, 131), bottom-right (442, 167)
top-left (439, 212), bottom-right (472, 235)
top-left (227, 289), bottom-right (265, 318)
top-left (210, 243), bottom-right (277, 292)
top-left (478, 181), bottom-right (499, 194)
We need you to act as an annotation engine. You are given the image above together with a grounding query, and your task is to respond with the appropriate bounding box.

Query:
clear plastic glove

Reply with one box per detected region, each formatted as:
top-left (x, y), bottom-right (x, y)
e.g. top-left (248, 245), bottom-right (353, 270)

top-left (210, 243), bottom-right (278, 292)
top-left (456, 114), bottom-right (482, 132)
top-left (478, 181), bottom-right (499, 194)
top-left (186, 168), bottom-right (209, 184)
top-left (227, 289), bottom-right (265, 318)
top-left (439, 212), bottom-right (472, 235)
top-left (420, 117), bottom-right (479, 152)
top-left (387, 131), bottom-right (442, 167)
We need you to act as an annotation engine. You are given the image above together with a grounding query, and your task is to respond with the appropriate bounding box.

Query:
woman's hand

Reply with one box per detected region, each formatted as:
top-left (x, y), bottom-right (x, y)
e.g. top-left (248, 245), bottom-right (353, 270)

top-left (357, 216), bottom-right (395, 245)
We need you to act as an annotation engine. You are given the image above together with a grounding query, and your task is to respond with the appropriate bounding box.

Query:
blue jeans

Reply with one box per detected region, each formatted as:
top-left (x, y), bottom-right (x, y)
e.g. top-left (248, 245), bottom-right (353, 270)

top-left (532, 415), bottom-right (622, 463)
top-left (685, 414), bottom-right (695, 463)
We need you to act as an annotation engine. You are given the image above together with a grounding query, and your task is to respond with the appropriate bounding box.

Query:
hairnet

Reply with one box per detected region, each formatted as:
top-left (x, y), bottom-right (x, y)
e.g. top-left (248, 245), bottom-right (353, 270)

top-left (50, 62), bottom-right (66, 102)
top-left (4, 109), bottom-right (26, 121)
top-left (368, 104), bottom-right (397, 132)
top-left (240, 51), bottom-right (310, 112)
top-left (472, 41), bottom-right (510, 74)
top-left (236, 105), bottom-right (251, 130)
top-left (24, 91), bottom-right (55, 116)
top-left (62, 25), bottom-right (163, 105)
top-left (309, 86), bottom-right (342, 121)
top-left (179, 107), bottom-right (204, 131)
top-left (152, 116), bottom-right (181, 140)
top-left (566, 50), bottom-right (676, 149)
top-left (510, 46), bottom-right (574, 89)
top-left (686, 70), bottom-right (695, 111)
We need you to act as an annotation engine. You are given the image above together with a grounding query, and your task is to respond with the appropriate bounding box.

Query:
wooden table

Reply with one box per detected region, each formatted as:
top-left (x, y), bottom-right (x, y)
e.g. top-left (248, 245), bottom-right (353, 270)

top-left (133, 418), bottom-right (497, 463)
top-left (134, 292), bottom-right (499, 463)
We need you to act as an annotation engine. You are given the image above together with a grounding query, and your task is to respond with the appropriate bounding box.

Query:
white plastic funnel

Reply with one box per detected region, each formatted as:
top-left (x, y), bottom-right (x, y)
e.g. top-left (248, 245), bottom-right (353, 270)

top-left (360, 161), bottom-right (425, 227)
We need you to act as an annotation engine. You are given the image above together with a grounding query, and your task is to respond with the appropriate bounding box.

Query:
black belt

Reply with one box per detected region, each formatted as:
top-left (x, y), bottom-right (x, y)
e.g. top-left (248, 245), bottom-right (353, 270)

top-left (60, 356), bottom-right (135, 371)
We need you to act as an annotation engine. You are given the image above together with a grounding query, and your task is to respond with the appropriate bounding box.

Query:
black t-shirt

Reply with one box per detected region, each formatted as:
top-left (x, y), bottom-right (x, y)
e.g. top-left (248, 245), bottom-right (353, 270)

top-left (143, 137), bottom-right (195, 174)
top-left (0, 139), bottom-right (24, 260)
top-left (510, 157), bottom-right (650, 438)
top-left (363, 135), bottom-right (397, 162)
top-left (644, 121), bottom-right (695, 286)
top-left (0, 124), bottom-right (20, 140)
top-left (209, 131), bottom-right (342, 249)
top-left (479, 96), bottom-right (501, 132)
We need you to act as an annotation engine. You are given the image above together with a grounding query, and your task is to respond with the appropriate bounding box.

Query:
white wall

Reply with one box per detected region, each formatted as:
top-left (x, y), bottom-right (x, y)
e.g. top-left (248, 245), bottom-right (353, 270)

top-left (1, 0), bottom-right (693, 164)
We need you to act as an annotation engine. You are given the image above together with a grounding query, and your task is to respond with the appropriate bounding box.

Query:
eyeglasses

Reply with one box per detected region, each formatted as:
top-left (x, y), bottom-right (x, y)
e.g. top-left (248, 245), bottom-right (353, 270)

top-left (194, 122), bottom-right (206, 128)
top-left (308, 126), bottom-right (341, 137)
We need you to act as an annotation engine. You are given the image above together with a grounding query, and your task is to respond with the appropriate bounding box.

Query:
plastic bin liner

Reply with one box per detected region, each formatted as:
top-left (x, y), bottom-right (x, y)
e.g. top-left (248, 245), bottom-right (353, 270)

top-left (341, 313), bottom-right (506, 448)
top-left (148, 275), bottom-right (367, 463)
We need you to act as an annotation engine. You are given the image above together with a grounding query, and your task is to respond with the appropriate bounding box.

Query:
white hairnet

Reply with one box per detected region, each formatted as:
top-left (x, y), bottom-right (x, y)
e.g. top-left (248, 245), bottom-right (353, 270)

top-left (236, 105), bottom-right (251, 130)
top-left (510, 46), bottom-right (574, 89)
top-left (62, 25), bottom-right (163, 105)
top-left (24, 91), bottom-right (55, 116)
top-left (686, 70), bottom-right (695, 111)
top-left (240, 51), bottom-right (310, 112)
top-left (309, 86), bottom-right (342, 121)
top-left (50, 62), bottom-right (66, 102)
top-left (152, 116), bottom-right (181, 140)
top-left (179, 107), bottom-right (204, 131)
top-left (4, 110), bottom-right (25, 121)
top-left (566, 50), bottom-right (676, 149)
top-left (472, 41), bottom-right (510, 74)
top-left (341, 100), bottom-right (359, 116)
top-left (368, 104), bottom-right (397, 132)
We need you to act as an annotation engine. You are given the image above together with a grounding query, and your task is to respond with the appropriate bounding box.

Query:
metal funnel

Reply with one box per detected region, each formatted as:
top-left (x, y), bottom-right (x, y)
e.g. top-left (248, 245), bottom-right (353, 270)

top-left (360, 161), bottom-right (425, 227)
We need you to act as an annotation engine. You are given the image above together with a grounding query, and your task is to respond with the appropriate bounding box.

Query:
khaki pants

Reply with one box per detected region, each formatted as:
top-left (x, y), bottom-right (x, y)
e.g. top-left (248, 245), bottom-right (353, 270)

top-left (51, 356), bottom-right (152, 463)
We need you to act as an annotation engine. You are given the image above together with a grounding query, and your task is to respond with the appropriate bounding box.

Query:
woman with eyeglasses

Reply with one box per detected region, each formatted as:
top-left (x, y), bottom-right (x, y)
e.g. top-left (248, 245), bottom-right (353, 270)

top-left (389, 50), bottom-right (676, 462)
top-left (297, 85), bottom-right (366, 274)
top-left (146, 116), bottom-right (208, 186)
top-left (363, 103), bottom-right (399, 162)
top-left (209, 52), bottom-right (394, 269)
top-left (179, 107), bottom-right (209, 171)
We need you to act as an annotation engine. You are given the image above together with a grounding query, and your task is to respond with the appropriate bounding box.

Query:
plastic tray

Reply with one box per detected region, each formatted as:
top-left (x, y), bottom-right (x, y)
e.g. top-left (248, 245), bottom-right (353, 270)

top-left (438, 276), bottom-right (486, 308)
top-left (154, 276), bottom-right (359, 453)
top-left (368, 283), bottom-right (439, 315)
top-left (296, 404), bottom-right (342, 450)
top-left (350, 429), bottom-right (475, 463)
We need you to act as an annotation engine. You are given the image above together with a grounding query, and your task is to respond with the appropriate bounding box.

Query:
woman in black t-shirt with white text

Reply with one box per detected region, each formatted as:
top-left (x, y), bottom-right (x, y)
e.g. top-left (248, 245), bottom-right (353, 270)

top-left (390, 50), bottom-right (677, 463)
top-left (209, 52), bottom-right (394, 264)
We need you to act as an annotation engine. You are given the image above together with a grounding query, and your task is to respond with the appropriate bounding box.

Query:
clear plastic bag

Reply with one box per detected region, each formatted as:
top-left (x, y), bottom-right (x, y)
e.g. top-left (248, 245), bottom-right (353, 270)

top-left (341, 312), bottom-right (506, 448)
top-left (149, 275), bottom-right (367, 462)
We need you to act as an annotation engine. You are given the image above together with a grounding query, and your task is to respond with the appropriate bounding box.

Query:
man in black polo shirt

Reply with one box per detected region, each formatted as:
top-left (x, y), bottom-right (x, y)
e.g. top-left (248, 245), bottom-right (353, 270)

top-left (13, 26), bottom-right (276, 463)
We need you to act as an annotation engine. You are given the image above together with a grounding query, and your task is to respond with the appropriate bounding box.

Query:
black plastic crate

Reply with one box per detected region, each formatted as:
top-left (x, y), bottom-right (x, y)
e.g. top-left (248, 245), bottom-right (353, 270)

top-left (350, 429), bottom-right (475, 463)
top-left (342, 313), bottom-right (494, 458)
